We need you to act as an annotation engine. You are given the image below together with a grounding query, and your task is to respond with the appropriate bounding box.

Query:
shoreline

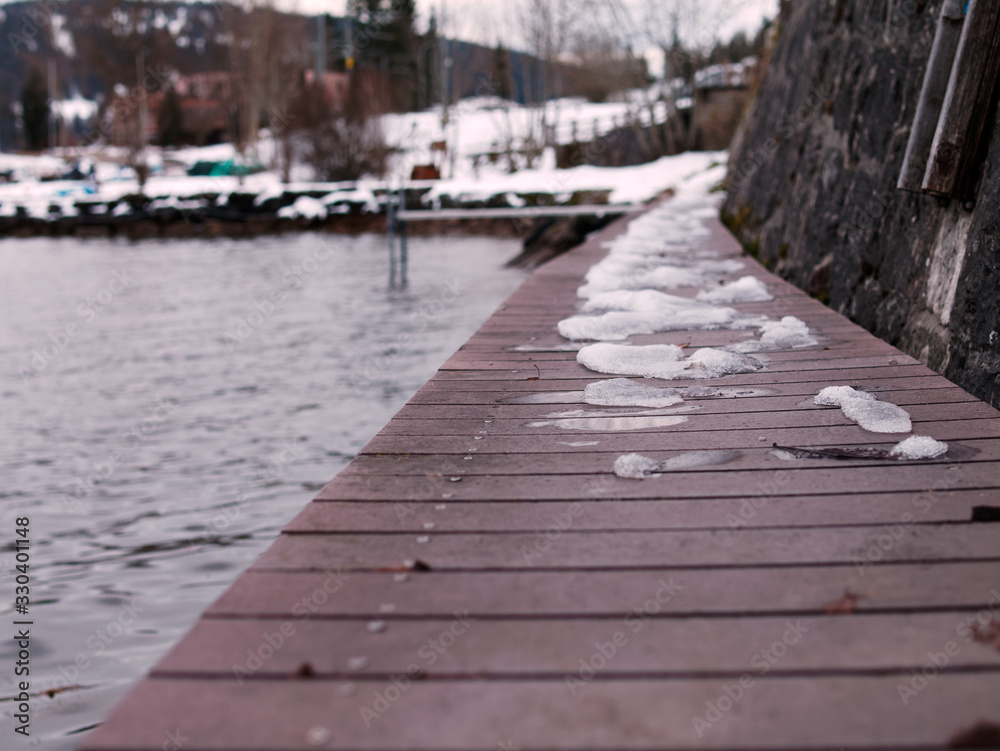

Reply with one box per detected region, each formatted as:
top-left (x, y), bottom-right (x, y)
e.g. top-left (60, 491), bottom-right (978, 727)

top-left (0, 188), bottom-right (619, 244)
top-left (0, 211), bottom-right (531, 241)
top-left (0, 195), bottom-right (625, 269)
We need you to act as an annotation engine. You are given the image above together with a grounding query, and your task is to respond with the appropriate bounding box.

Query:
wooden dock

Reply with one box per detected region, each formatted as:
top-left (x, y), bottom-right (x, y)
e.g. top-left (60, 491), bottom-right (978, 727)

top-left (396, 204), bottom-right (641, 221)
top-left (81, 200), bottom-right (1000, 750)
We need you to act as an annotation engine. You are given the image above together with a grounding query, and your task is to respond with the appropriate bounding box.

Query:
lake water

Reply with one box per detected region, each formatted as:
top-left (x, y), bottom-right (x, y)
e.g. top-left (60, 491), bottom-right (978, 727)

top-left (0, 231), bottom-right (526, 748)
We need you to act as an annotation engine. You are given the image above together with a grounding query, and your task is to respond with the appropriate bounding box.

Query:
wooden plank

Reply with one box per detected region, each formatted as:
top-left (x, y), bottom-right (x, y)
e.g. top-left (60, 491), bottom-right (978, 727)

top-left (442, 348), bottom-right (919, 368)
top-left (370, 404), bottom-right (996, 436)
top-left (897, 0), bottom-right (966, 190)
top-left (388, 391), bottom-right (992, 420)
top-left (154, 612), bottom-right (1000, 677)
top-left (314, 464), bottom-right (1000, 504)
top-left (336, 440), bottom-right (997, 477)
top-left (435, 355), bottom-right (929, 374)
top-left (284, 489), bottom-right (999, 532)
top-left (397, 204), bottom-right (642, 220)
top-left (407, 375), bottom-right (975, 401)
top-left (406, 384), bottom-right (982, 407)
top-left (253, 525), bottom-right (1000, 572)
top-left (361, 420), bottom-right (1000, 455)
top-left (923, 0), bottom-right (1000, 196)
top-left (78, 675), bottom-right (1000, 750)
top-left (428, 363), bottom-right (939, 381)
top-left (206, 563), bottom-right (1000, 618)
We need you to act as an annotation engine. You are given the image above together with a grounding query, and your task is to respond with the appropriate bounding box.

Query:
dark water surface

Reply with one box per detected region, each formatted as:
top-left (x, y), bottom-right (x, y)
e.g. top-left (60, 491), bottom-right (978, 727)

top-left (0, 232), bottom-right (525, 748)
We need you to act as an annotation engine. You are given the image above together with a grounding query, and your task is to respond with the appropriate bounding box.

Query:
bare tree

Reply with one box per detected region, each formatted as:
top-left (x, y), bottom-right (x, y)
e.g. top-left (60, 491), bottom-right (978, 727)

top-left (517, 0), bottom-right (597, 166)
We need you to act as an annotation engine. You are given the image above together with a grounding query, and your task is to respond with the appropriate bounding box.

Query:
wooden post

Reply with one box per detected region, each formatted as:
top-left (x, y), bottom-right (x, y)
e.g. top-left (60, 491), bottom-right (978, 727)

top-left (398, 186), bottom-right (408, 287)
top-left (922, 0), bottom-right (1000, 197)
top-left (897, 0), bottom-right (965, 192)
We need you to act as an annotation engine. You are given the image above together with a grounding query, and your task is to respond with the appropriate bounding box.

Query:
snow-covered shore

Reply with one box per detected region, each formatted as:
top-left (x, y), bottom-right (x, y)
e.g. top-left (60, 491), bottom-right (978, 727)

top-left (1, 94), bottom-right (719, 231)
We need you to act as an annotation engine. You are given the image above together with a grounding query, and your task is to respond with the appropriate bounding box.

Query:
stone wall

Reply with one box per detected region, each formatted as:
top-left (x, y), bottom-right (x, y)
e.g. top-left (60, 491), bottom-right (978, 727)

top-left (723, 0), bottom-right (1000, 407)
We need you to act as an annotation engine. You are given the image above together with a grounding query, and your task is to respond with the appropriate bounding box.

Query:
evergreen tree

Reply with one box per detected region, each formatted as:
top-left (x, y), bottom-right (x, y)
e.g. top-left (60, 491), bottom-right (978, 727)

top-left (157, 87), bottom-right (184, 146)
top-left (21, 67), bottom-right (49, 151)
top-left (492, 44), bottom-right (513, 100)
top-left (348, 0), bottom-right (419, 112)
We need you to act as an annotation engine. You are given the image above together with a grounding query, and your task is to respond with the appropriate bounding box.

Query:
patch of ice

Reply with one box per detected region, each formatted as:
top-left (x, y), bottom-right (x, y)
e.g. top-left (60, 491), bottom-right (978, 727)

top-left (508, 343), bottom-right (583, 352)
top-left (889, 435), bottom-right (948, 459)
top-left (559, 289), bottom-right (741, 341)
top-left (814, 386), bottom-right (867, 407)
top-left (814, 386), bottom-right (912, 433)
top-left (579, 258), bottom-right (746, 298)
top-left (578, 343), bottom-right (762, 380)
top-left (541, 406), bottom-right (696, 418)
top-left (578, 343), bottom-right (684, 375)
top-left (613, 453), bottom-right (662, 479)
top-left (728, 316), bottom-right (819, 353)
top-left (612, 449), bottom-right (741, 478)
top-left (525, 415), bottom-right (689, 431)
top-left (583, 378), bottom-right (684, 408)
top-left (770, 448), bottom-right (799, 461)
top-left (696, 275), bottom-right (772, 303)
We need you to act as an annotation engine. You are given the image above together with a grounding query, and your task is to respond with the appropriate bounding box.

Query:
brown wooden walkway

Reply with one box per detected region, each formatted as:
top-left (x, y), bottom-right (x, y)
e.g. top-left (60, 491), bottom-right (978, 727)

top-left (81, 202), bottom-right (1000, 750)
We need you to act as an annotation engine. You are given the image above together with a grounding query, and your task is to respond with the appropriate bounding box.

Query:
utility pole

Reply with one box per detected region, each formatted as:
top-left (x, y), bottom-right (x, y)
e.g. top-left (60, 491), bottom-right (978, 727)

top-left (136, 51), bottom-right (148, 150)
top-left (439, 1), bottom-right (450, 128)
top-left (343, 15), bottom-right (354, 72)
top-left (316, 15), bottom-right (326, 80)
top-left (47, 58), bottom-right (57, 150)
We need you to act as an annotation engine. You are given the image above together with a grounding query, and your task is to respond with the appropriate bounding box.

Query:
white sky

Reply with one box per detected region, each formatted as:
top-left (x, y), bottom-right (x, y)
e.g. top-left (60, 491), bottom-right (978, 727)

top-left (0, 0), bottom-right (777, 76)
top-left (279, 0), bottom-right (777, 59)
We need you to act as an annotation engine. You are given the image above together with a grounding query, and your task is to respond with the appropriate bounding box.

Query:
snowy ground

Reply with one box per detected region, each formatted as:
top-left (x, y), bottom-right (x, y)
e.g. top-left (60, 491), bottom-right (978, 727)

top-left (0, 93), bottom-right (707, 221)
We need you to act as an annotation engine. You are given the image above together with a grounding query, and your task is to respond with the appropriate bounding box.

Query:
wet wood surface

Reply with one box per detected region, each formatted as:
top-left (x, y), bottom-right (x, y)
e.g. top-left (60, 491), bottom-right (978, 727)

top-left (82, 200), bottom-right (1000, 750)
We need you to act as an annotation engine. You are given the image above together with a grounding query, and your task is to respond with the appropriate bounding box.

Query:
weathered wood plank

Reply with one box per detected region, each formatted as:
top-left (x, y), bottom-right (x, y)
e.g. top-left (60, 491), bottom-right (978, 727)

top-left (336, 440), bottom-right (996, 477)
top-left (154, 612), bottom-right (1000, 678)
top-left (315, 463), bottom-right (997, 503)
top-left (206, 563), bottom-right (1000, 618)
top-left (407, 375), bottom-right (974, 400)
top-left (370, 403), bottom-right (996, 436)
top-left (429, 363), bottom-right (939, 381)
top-left (254, 525), bottom-right (1000, 572)
top-left (78, 675), bottom-right (1000, 751)
top-left (285, 489), bottom-right (998, 532)
top-left (922, 0), bottom-right (1000, 195)
top-left (388, 391), bottom-right (993, 420)
top-left (361, 419), bottom-right (1000, 455)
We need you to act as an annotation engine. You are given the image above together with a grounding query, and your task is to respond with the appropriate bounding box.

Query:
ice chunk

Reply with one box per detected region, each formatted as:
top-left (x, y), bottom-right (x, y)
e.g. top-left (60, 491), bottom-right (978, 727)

top-left (583, 378), bottom-right (684, 408)
top-left (577, 343), bottom-right (684, 376)
top-left (814, 386), bottom-right (912, 433)
top-left (683, 348), bottom-right (764, 377)
top-left (814, 385), bottom-right (872, 407)
top-left (578, 343), bottom-right (762, 380)
top-left (559, 289), bottom-right (740, 341)
top-left (613, 453), bottom-right (662, 479)
top-left (579, 258), bottom-right (746, 298)
top-left (889, 435), bottom-right (948, 459)
top-left (696, 275), bottom-right (773, 303)
top-left (581, 289), bottom-right (726, 316)
top-left (729, 316), bottom-right (818, 352)
top-left (526, 415), bottom-right (689, 431)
